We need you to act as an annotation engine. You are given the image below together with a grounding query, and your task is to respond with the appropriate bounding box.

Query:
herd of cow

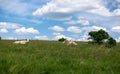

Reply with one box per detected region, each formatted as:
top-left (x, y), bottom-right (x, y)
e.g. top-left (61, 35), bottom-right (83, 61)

top-left (13, 39), bottom-right (77, 45)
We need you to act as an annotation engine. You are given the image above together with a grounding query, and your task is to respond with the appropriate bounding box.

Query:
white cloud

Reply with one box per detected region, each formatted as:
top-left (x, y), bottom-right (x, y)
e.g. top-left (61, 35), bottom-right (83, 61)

top-left (48, 25), bottom-right (64, 32)
top-left (35, 35), bottom-right (48, 40)
top-left (65, 17), bottom-right (90, 25)
top-left (111, 26), bottom-right (120, 32)
top-left (53, 32), bottom-right (72, 40)
top-left (0, 0), bottom-right (46, 16)
top-left (33, 0), bottom-right (120, 21)
top-left (113, 9), bottom-right (120, 16)
top-left (91, 26), bottom-right (107, 31)
top-left (88, 6), bottom-right (112, 17)
top-left (88, 6), bottom-right (120, 17)
top-left (0, 28), bottom-right (8, 33)
top-left (77, 34), bottom-right (89, 42)
top-left (14, 27), bottom-right (39, 34)
top-left (33, 0), bottom-right (100, 16)
top-left (82, 26), bottom-right (107, 32)
top-left (33, 0), bottom-right (102, 20)
top-left (116, 0), bottom-right (120, 2)
top-left (115, 37), bottom-right (120, 42)
top-left (0, 22), bottom-right (21, 29)
top-left (67, 26), bottom-right (81, 33)
top-left (30, 19), bottom-right (42, 24)
top-left (0, 0), bottom-right (30, 15)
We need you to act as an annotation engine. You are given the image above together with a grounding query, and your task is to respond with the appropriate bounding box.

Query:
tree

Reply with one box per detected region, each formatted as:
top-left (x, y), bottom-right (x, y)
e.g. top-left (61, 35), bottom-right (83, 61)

top-left (106, 37), bottom-right (116, 48)
top-left (88, 29), bottom-right (109, 44)
top-left (58, 37), bottom-right (66, 42)
top-left (0, 36), bottom-right (1, 40)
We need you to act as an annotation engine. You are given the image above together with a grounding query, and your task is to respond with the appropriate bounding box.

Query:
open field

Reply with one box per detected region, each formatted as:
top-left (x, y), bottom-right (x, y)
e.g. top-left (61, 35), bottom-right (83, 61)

top-left (0, 40), bottom-right (120, 74)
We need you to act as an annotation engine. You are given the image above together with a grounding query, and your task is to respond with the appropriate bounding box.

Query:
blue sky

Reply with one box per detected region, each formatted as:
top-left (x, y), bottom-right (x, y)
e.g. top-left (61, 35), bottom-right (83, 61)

top-left (0, 0), bottom-right (120, 42)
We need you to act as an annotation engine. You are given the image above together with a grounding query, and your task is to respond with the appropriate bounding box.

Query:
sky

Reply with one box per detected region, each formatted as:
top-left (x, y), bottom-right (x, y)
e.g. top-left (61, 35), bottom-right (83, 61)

top-left (0, 0), bottom-right (120, 42)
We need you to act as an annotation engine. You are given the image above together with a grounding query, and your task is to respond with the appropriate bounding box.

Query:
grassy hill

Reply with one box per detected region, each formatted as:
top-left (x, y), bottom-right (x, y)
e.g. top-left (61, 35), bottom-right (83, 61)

top-left (0, 40), bottom-right (120, 74)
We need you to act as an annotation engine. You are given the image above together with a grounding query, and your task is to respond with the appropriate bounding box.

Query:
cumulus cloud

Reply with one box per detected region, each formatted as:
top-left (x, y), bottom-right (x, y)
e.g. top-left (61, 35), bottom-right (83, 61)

top-left (77, 34), bottom-right (89, 42)
top-left (67, 26), bottom-right (81, 33)
top-left (14, 27), bottom-right (39, 34)
top-left (88, 6), bottom-right (112, 16)
top-left (115, 37), bottom-right (120, 42)
top-left (48, 25), bottom-right (64, 32)
top-left (30, 19), bottom-right (42, 24)
top-left (35, 35), bottom-right (48, 40)
top-left (65, 17), bottom-right (90, 25)
top-left (82, 26), bottom-right (107, 32)
top-left (113, 9), bottom-right (120, 16)
top-left (111, 26), bottom-right (120, 32)
top-left (0, 28), bottom-right (8, 33)
top-left (33, 0), bottom-right (101, 20)
top-left (89, 7), bottom-right (120, 17)
top-left (33, 0), bottom-right (120, 21)
top-left (67, 25), bottom-right (107, 33)
top-left (33, 0), bottom-right (99, 16)
top-left (116, 0), bottom-right (120, 2)
top-left (0, 0), bottom-right (30, 15)
top-left (0, 22), bottom-right (21, 29)
top-left (91, 26), bottom-right (107, 31)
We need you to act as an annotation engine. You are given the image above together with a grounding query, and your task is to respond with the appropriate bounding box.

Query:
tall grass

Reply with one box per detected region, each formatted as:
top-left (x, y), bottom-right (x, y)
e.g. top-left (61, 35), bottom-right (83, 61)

top-left (0, 40), bottom-right (120, 74)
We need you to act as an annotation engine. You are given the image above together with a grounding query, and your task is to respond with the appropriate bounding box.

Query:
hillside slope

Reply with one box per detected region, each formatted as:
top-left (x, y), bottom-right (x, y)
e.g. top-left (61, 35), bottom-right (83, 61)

top-left (0, 40), bottom-right (120, 74)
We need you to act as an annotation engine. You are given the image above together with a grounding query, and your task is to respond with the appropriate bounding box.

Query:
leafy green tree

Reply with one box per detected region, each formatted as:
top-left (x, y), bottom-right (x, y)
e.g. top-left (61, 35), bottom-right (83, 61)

top-left (58, 38), bottom-right (66, 42)
top-left (106, 37), bottom-right (116, 48)
top-left (88, 29), bottom-right (109, 44)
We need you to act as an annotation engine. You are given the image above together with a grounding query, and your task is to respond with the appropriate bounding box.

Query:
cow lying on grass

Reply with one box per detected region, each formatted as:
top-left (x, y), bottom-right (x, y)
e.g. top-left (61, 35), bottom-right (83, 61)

top-left (63, 40), bottom-right (77, 46)
top-left (14, 39), bottom-right (29, 44)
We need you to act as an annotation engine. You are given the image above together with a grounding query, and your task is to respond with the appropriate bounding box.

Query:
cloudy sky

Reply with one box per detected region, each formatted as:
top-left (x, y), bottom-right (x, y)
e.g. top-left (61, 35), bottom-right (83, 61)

top-left (0, 0), bottom-right (120, 41)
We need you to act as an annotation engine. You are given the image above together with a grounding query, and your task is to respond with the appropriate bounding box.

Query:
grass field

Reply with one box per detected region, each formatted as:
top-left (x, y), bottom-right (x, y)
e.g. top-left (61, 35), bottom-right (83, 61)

top-left (0, 40), bottom-right (120, 74)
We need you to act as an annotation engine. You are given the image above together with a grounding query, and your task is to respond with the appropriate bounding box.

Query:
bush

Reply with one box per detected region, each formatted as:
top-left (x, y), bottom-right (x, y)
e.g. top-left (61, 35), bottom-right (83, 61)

top-left (106, 37), bottom-right (116, 48)
top-left (0, 36), bottom-right (1, 40)
top-left (88, 29), bottom-right (109, 44)
top-left (58, 38), bottom-right (66, 42)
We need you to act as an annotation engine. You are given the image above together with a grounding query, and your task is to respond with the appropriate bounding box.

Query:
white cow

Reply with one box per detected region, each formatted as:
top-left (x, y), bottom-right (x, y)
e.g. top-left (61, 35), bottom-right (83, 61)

top-left (14, 39), bottom-right (29, 44)
top-left (63, 40), bottom-right (77, 46)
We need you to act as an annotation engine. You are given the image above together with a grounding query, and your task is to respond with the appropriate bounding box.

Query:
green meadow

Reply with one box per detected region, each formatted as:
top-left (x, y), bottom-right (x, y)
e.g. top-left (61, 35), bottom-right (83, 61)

top-left (0, 40), bottom-right (120, 74)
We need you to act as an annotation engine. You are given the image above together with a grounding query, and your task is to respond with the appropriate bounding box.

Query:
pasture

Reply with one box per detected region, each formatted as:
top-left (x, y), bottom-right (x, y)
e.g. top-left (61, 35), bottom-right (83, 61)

top-left (0, 40), bottom-right (120, 74)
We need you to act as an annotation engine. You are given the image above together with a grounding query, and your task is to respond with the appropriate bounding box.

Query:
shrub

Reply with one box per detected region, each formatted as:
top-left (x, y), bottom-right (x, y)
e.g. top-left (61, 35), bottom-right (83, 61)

top-left (0, 36), bottom-right (1, 40)
top-left (106, 37), bottom-right (116, 48)
top-left (58, 38), bottom-right (66, 42)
